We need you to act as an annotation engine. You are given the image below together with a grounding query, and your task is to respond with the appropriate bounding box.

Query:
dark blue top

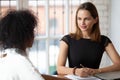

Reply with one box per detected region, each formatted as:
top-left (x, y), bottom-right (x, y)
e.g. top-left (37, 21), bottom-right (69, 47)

top-left (61, 35), bottom-right (112, 69)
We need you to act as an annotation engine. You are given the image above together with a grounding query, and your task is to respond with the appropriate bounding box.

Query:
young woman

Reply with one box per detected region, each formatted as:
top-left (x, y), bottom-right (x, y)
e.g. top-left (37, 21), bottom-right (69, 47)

top-left (0, 9), bottom-right (45, 80)
top-left (0, 9), bottom-right (70, 80)
top-left (57, 2), bottom-right (120, 77)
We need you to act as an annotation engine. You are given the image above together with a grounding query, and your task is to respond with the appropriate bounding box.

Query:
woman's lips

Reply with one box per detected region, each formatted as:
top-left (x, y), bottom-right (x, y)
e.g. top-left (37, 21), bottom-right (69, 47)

top-left (80, 25), bottom-right (87, 29)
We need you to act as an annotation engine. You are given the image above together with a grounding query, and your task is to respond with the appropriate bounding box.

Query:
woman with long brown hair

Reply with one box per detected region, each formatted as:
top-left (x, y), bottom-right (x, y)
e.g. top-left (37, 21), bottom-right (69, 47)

top-left (57, 2), bottom-right (120, 77)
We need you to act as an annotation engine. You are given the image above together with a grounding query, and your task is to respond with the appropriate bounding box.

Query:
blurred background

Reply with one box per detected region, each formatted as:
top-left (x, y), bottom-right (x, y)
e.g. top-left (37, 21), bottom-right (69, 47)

top-left (0, 0), bottom-right (120, 75)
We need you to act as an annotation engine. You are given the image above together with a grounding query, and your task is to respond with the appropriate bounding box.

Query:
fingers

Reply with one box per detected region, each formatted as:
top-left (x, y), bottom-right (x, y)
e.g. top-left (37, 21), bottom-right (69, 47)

top-left (78, 68), bottom-right (90, 77)
top-left (86, 68), bottom-right (97, 76)
top-left (79, 68), bottom-right (95, 77)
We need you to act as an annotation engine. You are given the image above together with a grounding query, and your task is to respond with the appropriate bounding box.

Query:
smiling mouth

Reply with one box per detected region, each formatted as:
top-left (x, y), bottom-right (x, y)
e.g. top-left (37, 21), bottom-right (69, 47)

top-left (80, 26), bottom-right (87, 29)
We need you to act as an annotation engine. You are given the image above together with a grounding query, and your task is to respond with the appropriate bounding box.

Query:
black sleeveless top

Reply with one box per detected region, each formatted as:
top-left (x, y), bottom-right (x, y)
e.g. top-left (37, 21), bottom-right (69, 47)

top-left (61, 35), bottom-right (112, 69)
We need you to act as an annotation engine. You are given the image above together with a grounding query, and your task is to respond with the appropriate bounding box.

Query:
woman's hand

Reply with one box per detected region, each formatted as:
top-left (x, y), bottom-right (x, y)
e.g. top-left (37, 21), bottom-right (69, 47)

top-left (75, 68), bottom-right (100, 77)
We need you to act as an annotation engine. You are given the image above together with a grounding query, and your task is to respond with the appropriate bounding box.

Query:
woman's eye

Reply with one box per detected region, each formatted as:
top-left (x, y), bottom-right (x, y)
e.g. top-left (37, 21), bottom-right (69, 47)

top-left (77, 17), bottom-right (81, 20)
top-left (85, 18), bottom-right (90, 20)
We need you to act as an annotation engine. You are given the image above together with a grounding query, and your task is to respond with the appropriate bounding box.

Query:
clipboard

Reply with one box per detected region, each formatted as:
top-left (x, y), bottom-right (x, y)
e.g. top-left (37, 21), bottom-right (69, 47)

top-left (65, 74), bottom-right (101, 80)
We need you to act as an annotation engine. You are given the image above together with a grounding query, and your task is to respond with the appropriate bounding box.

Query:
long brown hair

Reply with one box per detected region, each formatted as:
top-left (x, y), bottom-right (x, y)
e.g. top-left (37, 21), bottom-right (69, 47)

top-left (70, 2), bottom-right (101, 42)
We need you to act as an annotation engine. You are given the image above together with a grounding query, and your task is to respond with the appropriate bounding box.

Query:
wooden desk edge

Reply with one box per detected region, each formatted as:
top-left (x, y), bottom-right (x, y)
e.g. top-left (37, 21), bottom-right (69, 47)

top-left (41, 74), bottom-right (70, 80)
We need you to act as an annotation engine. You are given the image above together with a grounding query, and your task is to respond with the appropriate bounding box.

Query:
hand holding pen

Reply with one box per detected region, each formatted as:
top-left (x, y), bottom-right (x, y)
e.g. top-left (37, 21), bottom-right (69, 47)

top-left (74, 64), bottom-right (97, 77)
top-left (80, 64), bottom-right (100, 76)
top-left (73, 64), bottom-right (89, 77)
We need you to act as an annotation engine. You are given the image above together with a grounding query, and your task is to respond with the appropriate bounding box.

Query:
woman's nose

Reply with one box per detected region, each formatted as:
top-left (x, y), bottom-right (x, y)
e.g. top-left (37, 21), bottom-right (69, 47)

top-left (81, 20), bottom-right (85, 25)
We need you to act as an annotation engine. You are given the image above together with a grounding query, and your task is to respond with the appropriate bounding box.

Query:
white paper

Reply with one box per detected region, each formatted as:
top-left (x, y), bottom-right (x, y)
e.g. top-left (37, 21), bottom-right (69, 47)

top-left (65, 74), bottom-right (101, 80)
top-left (95, 71), bottom-right (120, 80)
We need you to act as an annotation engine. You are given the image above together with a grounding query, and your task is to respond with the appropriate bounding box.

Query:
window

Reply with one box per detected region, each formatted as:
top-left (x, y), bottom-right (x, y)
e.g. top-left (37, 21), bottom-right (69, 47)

top-left (28, 0), bottom-right (80, 74)
top-left (0, 0), bottom-right (17, 17)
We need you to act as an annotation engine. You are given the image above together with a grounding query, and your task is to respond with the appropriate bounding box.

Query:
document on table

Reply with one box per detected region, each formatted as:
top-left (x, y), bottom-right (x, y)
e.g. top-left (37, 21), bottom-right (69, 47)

top-left (95, 71), bottom-right (120, 80)
top-left (64, 74), bottom-right (101, 80)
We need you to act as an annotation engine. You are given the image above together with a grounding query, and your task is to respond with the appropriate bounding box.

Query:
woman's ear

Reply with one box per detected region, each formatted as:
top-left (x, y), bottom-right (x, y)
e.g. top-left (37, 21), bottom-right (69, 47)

top-left (25, 37), bottom-right (34, 48)
top-left (94, 17), bottom-right (98, 24)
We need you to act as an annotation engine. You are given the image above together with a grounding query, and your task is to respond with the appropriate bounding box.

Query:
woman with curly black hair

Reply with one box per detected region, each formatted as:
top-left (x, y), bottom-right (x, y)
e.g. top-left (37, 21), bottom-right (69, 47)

top-left (0, 9), bottom-right (70, 80)
top-left (0, 9), bottom-right (45, 80)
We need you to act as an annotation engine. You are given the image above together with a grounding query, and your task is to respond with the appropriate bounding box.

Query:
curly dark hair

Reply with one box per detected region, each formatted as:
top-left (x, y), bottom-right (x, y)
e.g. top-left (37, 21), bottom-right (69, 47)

top-left (0, 9), bottom-right (38, 51)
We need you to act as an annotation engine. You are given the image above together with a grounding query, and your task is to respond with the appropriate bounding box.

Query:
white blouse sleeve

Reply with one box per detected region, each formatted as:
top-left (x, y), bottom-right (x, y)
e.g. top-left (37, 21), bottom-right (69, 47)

top-left (15, 56), bottom-right (45, 80)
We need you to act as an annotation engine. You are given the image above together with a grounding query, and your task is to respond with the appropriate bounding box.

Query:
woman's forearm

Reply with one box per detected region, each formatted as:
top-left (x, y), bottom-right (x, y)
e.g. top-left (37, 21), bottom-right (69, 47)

top-left (99, 64), bottom-right (120, 73)
top-left (57, 66), bottom-right (74, 75)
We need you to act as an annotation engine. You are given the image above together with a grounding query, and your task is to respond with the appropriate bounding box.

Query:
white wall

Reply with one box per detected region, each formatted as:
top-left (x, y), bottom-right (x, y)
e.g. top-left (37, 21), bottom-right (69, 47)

top-left (110, 0), bottom-right (120, 54)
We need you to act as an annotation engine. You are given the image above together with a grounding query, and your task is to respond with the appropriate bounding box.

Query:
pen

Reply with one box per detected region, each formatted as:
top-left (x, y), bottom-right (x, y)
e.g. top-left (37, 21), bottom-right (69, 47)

top-left (80, 64), bottom-right (101, 79)
top-left (80, 64), bottom-right (85, 68)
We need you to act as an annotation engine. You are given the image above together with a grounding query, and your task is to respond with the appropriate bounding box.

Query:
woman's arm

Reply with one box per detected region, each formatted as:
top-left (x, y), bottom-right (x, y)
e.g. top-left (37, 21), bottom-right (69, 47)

top-left (99, 43), bottom-right (120, 73)
top-left (57, 41), bottom-right (74, 75)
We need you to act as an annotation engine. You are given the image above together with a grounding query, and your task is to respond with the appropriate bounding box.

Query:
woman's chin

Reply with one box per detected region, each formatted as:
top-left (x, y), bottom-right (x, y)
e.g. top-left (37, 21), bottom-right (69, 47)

top-left (81, 29), bottom-right (88, 32)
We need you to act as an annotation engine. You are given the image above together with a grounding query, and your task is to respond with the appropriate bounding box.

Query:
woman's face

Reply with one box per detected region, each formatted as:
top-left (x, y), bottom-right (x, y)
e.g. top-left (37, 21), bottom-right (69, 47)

top-left (77, 10), bottom-right (97, 33)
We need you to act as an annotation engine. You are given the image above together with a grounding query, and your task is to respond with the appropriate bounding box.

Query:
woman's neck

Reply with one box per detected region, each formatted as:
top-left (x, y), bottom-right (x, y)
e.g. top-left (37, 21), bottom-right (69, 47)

top-left (15, 48), bottom-right (27, 56)
top-left (82, 32), bottom-right (90, 39)
top-left (0, 48), bottom-right (27, 58)
top-left (82, 31), bottom-right (90, 39)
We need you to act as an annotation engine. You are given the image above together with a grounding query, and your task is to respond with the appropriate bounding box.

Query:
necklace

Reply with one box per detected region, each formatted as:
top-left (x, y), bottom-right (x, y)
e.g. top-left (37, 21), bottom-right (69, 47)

top-left (0, 54), bottom-right (7, 58)
top-left (0, 50), bottom-right (7, 58)
top-left (0, 50), bottom-right (7, 63)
